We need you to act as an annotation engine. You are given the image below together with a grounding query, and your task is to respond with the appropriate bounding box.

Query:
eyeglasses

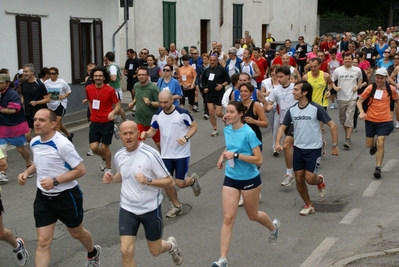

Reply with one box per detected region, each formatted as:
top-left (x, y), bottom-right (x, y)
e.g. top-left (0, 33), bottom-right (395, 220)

top-left (49, 73), bottom-right (57, 75)
top-left (93, 75), bottom-right (104, 78)
top-left (384, 51), bottom-right (390, 53)
top-left (163, 69), bottom-right (171, 72)
top-left (140, 52), bottom-right (148, 55)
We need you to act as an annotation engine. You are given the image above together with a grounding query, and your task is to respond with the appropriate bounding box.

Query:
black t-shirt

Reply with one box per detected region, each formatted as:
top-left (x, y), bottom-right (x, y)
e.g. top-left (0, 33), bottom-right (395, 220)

top-left (362, 47), bottom-right (378, 68)
top-left (202, 65), bottom-right (231, 97)
top-left (296, 43), bottom-right (308, 58)
top-left (124, 58), bottom-right (140, 82)
top-left (21, 79), bottom-right (48, 116)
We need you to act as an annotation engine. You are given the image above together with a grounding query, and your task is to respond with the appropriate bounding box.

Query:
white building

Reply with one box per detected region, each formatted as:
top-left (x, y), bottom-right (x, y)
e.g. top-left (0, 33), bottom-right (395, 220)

top-left (118, 0), bottom-right (318, 61)
top-left (1, 0), bottom-right (120, 84)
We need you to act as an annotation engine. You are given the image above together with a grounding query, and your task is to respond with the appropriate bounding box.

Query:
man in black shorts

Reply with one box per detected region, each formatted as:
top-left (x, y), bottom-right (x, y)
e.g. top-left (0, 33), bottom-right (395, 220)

top-left (0, 150), bottom-right (29, 266)
top-left (17, 108), bottom-right (101, 266)
top-left (202, 54), bottom-right (231, 136)
top-left (20, 63), bottom-right (50, 143)
top-left (124, 49), bottom-right (140, 101)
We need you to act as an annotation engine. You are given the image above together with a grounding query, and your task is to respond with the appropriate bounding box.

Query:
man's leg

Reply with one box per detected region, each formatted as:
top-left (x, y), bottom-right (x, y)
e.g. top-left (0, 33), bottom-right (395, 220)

top-left (67, 224), bottom-right (95, 253)
top-left (207, 102), bottom-right (217, 130)
top-left (0, 214), bottom-right (18, 248)
top-left (295, 169), bottom-right (311, 205)
top-left (36, 224), bottom-right (55, 267)
top-left (101, 143), bottom-right (112, 169)
top-left (375, 135), bottom-right (386, 167)
top-left (16, 146), bottom-right (31, 166)
top-left (120, 236), bottom-right (137, 267)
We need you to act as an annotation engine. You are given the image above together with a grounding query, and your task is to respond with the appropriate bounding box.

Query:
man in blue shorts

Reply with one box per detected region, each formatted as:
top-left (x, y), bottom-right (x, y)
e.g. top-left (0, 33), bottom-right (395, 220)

top-left (103, 120), bottom-right (183, 266)
top-left (0, 149), bottom-right (29, 266)
top-left (17, 108), bottom-right (101, 267)
top-left (275, 81), bottom-right (339, 216)
top-left (141, 90), bottom-right (200, 218)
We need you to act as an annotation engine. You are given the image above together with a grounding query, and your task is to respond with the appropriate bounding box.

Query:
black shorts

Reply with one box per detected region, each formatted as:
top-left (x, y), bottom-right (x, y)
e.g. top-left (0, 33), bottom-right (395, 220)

top-left (34, 185), bottom-right (84, 228)
top-left (0, 193), bottom-right (4, 215)
top-left (89, 121), bottom-right (114, 145)
top-left (25, 115), bottom-right (34, 129)
top-left (119, 206), bottom-right (163, 241)
top-left (365, 121), bottom-right (395, 138)
top-left (53, 104), bottom-right (66, 117)
top-left (223, 174), bottom-right (262, 190)
top-left (206, 95), bottom-right (223, 106)
top-left (127, 80), bottom-right (135, 92)
top-left (293, 146), bottom-right (321, 173)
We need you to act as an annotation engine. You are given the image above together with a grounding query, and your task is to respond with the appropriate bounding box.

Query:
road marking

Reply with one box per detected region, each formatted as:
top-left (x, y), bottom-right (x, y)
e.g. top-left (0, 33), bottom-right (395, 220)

top-left (300, 237), bottom-right (338, 267)
top-left (381, 159), bottom-right (399, 172)
top-left (362, 180), bottom-right (382, 197)
top-left (339, 208), bottom-right (361, 224)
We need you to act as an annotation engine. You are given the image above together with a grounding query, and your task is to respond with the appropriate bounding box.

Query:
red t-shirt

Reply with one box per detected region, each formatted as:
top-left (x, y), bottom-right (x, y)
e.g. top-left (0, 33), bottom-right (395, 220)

top-left (272, 56), bottom-right (297, 67)
top-left (253, 57), bottom-right (269, 83)
top-left (86, 83), bottom-right (119, 123)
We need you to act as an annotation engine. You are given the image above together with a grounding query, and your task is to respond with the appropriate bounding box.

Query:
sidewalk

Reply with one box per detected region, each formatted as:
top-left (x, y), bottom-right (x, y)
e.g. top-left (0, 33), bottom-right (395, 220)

top-left (332, 248), bottom-right (399, 266)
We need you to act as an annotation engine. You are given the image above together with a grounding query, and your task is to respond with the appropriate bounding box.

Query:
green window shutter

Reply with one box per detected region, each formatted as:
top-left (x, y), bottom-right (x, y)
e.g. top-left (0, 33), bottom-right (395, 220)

top-left (16, 16), bottom-right (43, 70)
top-left (163, 1), bottom-right (176, 48)
top-left (233, 4), bottom-right (243, 44)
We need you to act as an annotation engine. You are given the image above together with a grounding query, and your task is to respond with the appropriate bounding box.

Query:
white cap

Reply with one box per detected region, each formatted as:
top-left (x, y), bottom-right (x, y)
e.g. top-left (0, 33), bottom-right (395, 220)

top-left (18, 69), bottom-right (23, 75)
top-left (375, 68), bottom-right (388, 76)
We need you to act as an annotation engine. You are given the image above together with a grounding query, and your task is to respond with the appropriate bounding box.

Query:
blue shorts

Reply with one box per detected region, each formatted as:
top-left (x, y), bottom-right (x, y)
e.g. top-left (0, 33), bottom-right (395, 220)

top-left (163, 157), bottom-right (189, 180)
top-left (0, 135), bottom-right (27, 147)
top-left (365, 121), bottom-right (394, 138)
top-left (293, 146), bottom-right (321, 173)
top-left (223, 174), bottom-right (262, 190)
top-left (119, 206), bottom-right (163, 241)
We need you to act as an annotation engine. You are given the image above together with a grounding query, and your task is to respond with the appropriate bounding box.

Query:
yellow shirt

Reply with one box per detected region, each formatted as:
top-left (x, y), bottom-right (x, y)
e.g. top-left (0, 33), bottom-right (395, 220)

top-left (307, 71), bottom-right (328, 107)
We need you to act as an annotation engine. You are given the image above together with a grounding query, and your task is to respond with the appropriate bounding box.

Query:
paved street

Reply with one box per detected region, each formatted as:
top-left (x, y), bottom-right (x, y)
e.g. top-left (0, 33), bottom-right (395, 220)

top-left (1, 96), bottom-right (399, 267)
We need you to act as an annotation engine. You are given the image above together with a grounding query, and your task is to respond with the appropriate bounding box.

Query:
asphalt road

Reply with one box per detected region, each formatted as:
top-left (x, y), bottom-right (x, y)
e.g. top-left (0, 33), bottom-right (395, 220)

top-left (1, 96), bottom-right (399, 267)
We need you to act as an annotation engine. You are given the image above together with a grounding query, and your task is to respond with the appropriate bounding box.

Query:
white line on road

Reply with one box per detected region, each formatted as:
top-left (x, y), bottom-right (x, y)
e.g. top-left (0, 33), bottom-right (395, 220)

top-left (362, 180), bottom-right (382, 197)
top-left (339, 208), bottom-right (361, 224)
top-left (381, 159), bottom-right (399, 172)
top-left (300, 237), bottom-right (338, 267)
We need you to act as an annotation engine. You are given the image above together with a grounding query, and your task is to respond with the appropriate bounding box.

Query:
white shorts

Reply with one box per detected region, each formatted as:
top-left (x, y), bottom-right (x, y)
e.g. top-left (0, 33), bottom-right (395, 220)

top-left (115, 88), bottom-right (123, 100)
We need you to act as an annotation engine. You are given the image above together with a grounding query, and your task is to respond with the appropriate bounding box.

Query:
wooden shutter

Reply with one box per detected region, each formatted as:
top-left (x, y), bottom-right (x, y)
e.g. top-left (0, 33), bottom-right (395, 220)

top-left (16, 16), bottom-right (43, 70)
top-left (70, 19), bottom-right (82, 84)
top-left (233, 4), bottom-right (243, 44)
top-left (163, 1), bottom-right (176, 48)
top-left (93, 20), bottom-right (104, 67)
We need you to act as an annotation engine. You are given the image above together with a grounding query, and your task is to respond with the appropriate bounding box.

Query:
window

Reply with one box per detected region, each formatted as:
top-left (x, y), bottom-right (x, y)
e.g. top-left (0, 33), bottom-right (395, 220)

top-left (163, 1), bottom-right (176, 48)
top-left (233, 4), bottom-right (243, 44)
top-left (70, 19), bottom-right (103, 84)
top-left (16, 16), bottom-right (43, 70)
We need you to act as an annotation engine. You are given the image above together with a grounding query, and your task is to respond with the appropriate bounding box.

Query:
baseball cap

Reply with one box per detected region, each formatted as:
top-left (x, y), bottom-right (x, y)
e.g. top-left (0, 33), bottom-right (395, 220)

top-left (0, 73), bottom-right (10, 83)
top-left (18, 69), bottom-right (23, 75)
top-left (375, 68), bottom-right (388, 76)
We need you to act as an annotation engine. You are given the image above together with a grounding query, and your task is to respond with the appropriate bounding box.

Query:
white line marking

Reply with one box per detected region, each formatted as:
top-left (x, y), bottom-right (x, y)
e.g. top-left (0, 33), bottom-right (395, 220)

top-left (362, 180), bottom-right (382, 197)
top-left (300, 237), bottom-right (338, 267)
top-left (381, 159), bottom-right (399, 172)
top-left (339, 208), bottom-right (361, 224)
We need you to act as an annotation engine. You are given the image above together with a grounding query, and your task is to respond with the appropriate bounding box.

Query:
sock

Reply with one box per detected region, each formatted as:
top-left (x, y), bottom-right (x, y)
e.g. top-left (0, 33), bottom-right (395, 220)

top-left (88, 247), bottom-right (97, 258)
top-left (286, 168), bottom-right (293, 176)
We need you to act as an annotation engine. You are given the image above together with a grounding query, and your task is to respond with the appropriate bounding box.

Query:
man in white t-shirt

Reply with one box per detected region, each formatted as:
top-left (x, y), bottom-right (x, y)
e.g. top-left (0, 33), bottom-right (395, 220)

top-left (17, 108), bottom-right (101, 267)
top-left (332, 52), bottom-right (362, 150)
top-left (103, 120), bottom-right (183, 266)
top-left (141, 90), bottom-right (200, 218)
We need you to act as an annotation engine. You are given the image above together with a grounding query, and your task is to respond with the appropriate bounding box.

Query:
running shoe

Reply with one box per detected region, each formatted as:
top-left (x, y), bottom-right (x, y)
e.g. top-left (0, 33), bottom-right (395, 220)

top-left (193, 105), bottom-right (199, 112)
top-left (273, 150), bottom-right (280, 157)
top-left (203, 114), bottom-right (209, 120)
top-left (14, 238), bottom-right (29, 266)
top-left (343, 138), bottom-right (351, 150)
top-left (0, 172), bottom-right (9, 184)
top-left (373, 166), bottom-right (382, 179)
top-left (396, 121), bottom-right (399, 129)
top-left (87, 149), bottom-right (95, 156)
top-left (299, 204), bottom-right (315, 216)
top-left (166, 205), bottom-right (183, 218)
top-left (317, 175), bottom-right (326, 198)
top-left (167, 237), bottom-right (183, 265)
top-left (114, 124), bottom-right (120, 140)
top-left (321, 141), bottom-right (327, 158)
top-left (369, 143), bottom-right (377, 156)
top-left (211, 129), bottom-right (219, 137)
top-left (85, 245), bottom-right (101, 267)
top-left (268, 218), bottom-right (281, 243)
top-left (281, 175), bottom-right (294, 186)
top-left (100, 159), bottom-right (106, 171)
top-left (190, 173), bottom-right (201, 196)
top-left (211, 257), bottom-right (228, 267)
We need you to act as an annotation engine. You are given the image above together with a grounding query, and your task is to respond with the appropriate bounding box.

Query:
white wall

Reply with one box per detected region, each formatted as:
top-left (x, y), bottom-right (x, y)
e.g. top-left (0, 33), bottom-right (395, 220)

top-left (1, 0), bottom-right (119, 83)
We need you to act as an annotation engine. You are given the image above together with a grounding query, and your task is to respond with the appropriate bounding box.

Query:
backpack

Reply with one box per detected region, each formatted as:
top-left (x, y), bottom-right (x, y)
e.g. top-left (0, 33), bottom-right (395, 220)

top-left (362, 82), bottom-right (394, 113)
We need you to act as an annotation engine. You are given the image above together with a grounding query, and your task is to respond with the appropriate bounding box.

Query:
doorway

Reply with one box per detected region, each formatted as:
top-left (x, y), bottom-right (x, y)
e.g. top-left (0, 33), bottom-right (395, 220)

top-left (200, 20), bottom-right (210, 55)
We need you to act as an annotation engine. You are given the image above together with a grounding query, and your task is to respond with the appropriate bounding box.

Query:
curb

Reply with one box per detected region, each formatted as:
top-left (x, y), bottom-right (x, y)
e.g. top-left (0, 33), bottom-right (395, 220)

top-left (331, 248), bottom-right (399, 266)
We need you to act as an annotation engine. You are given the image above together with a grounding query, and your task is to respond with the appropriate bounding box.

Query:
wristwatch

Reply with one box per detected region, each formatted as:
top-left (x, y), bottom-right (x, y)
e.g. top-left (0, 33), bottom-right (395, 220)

top-left (53, 178), bottom-right (59, 186)
top-left (234, 152), bottom-right (239, 159)
top-left (147, 178), bottom-right (152, 185)
top-left (184, 135), bottom-right (190, 142)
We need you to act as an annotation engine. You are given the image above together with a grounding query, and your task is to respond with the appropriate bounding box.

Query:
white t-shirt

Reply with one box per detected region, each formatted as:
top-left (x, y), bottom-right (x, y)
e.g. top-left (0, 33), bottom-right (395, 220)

top-left (268, 83), bottom-right (297, 123)
top-left (31, 132), bottom-right (81, 193)
top-left (157, 56), bottom-right (167, 70)
top-left (332, 66), bottom-right (362, 101)
top-left (261, 78), bottom-right (281, 107)
top-left (151, 106), bottom-right (193, 159)
top-left (228, 59), bottom-right (237, 77)
top-left (44, 78), bottom-right (71, 110)
top-left (222, 87), bottom-right (234, 109)
top-left (236, 48), bottom-right (244, 60)
top-left (115, 143), bottom-right (170, 215)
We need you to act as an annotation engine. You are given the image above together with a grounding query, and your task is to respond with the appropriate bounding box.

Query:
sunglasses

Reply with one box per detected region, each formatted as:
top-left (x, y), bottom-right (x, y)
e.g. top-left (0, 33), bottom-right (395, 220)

top-left (163, 69), bottom-right (171, 72)
top-left (384, 51), bottom-right (390, 53)
top-left (394, 58), bottom-right (399, 60)
top-left (140, 52), bottom-right (148, 55)
top-left (49, 73), bottom-right (57, 75)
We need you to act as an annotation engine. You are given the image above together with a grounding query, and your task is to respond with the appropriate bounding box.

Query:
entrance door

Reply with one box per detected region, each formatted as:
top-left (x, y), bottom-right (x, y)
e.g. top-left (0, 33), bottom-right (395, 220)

top-left (200, 20), bottom-right (209, 55)
top-left (261, 24), bottom-right (269, 46)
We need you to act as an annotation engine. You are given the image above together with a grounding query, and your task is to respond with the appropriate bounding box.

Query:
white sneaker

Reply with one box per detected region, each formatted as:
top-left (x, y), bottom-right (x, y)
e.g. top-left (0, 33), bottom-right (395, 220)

top-left (396, 121), bottom-right (399, 129)
top-left (14, 238), bottom-right (29, 266)
top-left (0, 172), bottom-right (8, 184)
top-left (281, 175), bottom-right (294, 186)
top-left (100, 160), bottom-right (106, 171)
top-left (211, 129), bottom-right (219, 137)
top-left (87, 149), bottom-right (94, 156)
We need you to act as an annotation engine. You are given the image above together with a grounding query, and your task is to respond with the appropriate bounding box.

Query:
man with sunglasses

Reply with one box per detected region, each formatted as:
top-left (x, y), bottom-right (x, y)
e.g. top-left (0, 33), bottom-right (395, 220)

top-left (138, 48), bottom-right (149, 67)
top-left (157, 64), bottom-right (183, 106)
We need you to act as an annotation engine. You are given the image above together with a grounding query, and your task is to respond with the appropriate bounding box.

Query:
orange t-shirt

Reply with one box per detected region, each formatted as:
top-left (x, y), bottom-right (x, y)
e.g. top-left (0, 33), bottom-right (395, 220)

top-left (179, 66), bottom-right (196, 88)
top-left (361, 84), bottom-right (398, 122)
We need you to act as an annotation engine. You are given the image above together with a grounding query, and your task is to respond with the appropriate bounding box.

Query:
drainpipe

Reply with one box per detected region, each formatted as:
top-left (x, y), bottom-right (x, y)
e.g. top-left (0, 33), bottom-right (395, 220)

top-left (113, 0), bottom-right (129, 54)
